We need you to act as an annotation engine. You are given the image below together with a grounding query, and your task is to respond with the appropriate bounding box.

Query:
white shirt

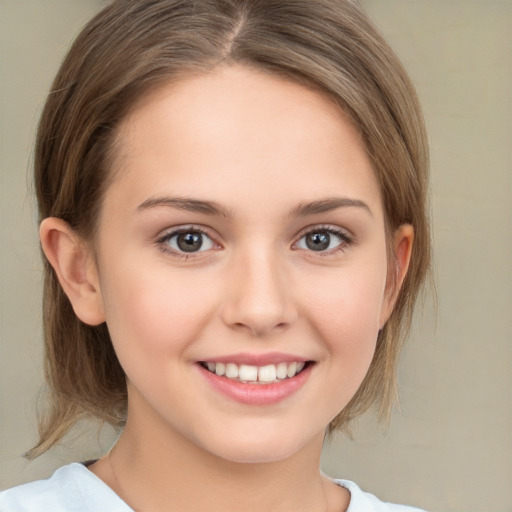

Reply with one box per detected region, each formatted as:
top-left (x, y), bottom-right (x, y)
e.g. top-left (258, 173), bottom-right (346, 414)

top-left (0, 463), bottom-right (426, 512)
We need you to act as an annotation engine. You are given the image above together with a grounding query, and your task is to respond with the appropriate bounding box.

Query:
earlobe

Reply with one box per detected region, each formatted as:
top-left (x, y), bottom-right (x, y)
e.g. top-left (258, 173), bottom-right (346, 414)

top-left (379, 224), bottom-right (414, 328)
top-left (39, 217), bottom-right (105, 326)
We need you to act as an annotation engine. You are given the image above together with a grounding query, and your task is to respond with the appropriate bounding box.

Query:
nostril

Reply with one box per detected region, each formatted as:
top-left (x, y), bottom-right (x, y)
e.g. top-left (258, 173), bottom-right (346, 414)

top-left (220, 275), bottom-right (298, 335)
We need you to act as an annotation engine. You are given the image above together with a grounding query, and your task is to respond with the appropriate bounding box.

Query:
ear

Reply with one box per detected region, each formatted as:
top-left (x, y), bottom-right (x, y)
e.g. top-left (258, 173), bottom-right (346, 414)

top-left (39, 217), bottom-right (105, 326)
top-left (379, 224), bottom-right (414, 328)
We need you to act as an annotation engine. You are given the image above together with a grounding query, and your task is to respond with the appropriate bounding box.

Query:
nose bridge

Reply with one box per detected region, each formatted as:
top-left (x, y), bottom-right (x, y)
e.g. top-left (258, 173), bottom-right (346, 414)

top-left (221, 241), bottom-right (296, 336)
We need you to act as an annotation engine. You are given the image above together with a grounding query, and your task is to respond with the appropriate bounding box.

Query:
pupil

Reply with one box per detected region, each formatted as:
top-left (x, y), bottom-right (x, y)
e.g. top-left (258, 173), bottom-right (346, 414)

top-left (177, 232), bottom-right (203, 252)
top-left (306, 232), bottom-right (330, 251)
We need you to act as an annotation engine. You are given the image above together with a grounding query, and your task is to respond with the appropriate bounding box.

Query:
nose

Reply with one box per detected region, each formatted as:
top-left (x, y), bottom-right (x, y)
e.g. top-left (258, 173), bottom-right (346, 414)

top-left (221, 248), bottom-right (297, 337)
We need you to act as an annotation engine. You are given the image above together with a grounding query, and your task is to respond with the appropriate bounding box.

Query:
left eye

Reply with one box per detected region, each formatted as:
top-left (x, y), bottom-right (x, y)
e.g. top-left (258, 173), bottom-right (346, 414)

top-left (162, 230), bottom-right (215, 253)
top-left (295, 229), bottom-right (348, 252)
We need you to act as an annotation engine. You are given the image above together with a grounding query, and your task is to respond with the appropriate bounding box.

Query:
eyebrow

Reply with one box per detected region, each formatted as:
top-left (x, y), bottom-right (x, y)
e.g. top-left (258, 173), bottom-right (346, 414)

top-left (137, 196), bottom-right (234, 218)
top-left (290, 197), bottom-right (373, 217)
top-left (137, 195), bottom-right (372, 218)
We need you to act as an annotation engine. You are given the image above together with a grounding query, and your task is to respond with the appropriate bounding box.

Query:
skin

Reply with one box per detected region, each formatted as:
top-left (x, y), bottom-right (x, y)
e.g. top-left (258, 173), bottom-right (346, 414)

top-left (40, 65), bottom-right (413, 512)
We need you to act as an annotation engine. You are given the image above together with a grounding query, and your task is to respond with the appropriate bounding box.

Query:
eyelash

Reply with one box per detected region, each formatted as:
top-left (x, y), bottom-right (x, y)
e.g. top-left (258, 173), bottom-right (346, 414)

top-left (156, 226), bottom-right (216, 260)
top-left (156, 224), bottom-right (353, 260)
top-left (294, 225), bottom-right (353, 256)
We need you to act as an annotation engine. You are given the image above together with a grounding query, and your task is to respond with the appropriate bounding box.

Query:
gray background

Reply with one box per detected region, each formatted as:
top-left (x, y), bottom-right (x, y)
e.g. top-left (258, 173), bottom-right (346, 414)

top-left (1, 1), bottom-right (511, 511)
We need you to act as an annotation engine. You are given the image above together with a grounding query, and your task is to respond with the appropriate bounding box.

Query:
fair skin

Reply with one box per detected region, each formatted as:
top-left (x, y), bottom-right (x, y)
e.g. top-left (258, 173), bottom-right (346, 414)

top-left (40, 65), bottom-right (413, 512)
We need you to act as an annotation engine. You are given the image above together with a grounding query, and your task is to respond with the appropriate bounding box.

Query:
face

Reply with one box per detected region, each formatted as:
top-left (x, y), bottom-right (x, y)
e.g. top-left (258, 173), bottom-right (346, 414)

top-left (88, 65), bottom-right (400, 463)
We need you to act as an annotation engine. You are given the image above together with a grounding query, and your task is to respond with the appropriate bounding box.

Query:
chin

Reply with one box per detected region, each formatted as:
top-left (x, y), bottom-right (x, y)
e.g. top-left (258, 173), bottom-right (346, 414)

top-left (197, 425), bottom-right (320, 465)
top-left (212, 445), bottom-right (297, 465)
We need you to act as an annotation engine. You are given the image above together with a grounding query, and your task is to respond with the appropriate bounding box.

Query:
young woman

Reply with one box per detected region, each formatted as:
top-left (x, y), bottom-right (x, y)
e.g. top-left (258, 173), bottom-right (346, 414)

top-left (0, 1), bottom-right (430, 510)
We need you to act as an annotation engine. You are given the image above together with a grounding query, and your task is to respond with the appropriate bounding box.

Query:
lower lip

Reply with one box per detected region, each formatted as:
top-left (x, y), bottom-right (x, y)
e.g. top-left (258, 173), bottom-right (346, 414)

top-left (197, 364), bottom-right (313, 405)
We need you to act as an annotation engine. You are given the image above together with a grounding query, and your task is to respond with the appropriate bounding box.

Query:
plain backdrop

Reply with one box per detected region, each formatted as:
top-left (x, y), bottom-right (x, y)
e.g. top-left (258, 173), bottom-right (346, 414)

top-left (1, 1), bottom-right (511, 511)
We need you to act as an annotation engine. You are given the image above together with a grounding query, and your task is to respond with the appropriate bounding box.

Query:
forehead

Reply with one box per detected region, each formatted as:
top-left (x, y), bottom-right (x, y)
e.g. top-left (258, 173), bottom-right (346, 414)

top-left (105, 64), bottom-right (383, 223)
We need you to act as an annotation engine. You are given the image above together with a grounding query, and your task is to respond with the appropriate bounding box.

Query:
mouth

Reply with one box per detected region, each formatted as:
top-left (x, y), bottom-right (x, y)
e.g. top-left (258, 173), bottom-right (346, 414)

top-left (199, 360), bottom-right (311, 385)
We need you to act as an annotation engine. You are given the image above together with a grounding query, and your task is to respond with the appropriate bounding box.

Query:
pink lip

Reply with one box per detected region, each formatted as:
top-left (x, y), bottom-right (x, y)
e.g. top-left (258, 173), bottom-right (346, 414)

top-left (199, 352), bottom-right (309, 366)
top-left (197, 362), bottom-right (313, 406)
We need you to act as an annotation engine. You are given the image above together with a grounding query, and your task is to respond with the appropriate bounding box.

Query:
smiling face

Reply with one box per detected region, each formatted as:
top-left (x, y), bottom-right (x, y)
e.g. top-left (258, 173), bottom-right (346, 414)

top-left (83, 65), bottom-right (403, 463)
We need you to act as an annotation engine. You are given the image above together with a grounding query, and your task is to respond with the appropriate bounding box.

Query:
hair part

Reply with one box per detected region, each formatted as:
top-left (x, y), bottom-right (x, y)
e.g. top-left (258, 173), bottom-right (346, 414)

top-left (28, 0), bottom-right (430, 458)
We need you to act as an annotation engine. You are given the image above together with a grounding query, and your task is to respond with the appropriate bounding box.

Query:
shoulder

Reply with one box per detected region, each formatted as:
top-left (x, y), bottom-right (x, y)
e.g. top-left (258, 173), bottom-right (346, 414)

top-left (0, 463), bottom-right (132, 512)
top-left (334, 479), bottom-right (427, 512)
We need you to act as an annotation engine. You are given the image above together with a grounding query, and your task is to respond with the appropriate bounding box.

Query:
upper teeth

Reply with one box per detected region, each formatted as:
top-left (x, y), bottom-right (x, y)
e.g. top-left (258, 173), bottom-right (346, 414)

top-left (205, 362), bottom-right (306, 383)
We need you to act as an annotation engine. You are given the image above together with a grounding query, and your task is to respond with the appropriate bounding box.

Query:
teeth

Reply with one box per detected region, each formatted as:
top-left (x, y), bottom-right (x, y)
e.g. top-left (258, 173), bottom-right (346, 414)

top-left (286, 362), bottom-right (297, 378)
top-left (225, 363), bottom-right (239, 379)
top-left (239, 365), bottom-right (258, 381)
top-left (276, 362), bottom-right (288, 379)
top-left (258, 364), bottom-right (277, 383)
top-left (204, 361), bottom-right (307, 383)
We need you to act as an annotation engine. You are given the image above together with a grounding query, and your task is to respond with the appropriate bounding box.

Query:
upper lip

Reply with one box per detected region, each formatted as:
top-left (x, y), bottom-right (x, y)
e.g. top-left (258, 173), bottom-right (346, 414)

top-left (198, 352), bottom-right (311, 366)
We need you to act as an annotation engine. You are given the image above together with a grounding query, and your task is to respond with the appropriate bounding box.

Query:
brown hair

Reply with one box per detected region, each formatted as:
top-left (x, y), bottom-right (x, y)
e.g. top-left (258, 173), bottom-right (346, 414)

top-left (29, 0), bottom-right (430, 457)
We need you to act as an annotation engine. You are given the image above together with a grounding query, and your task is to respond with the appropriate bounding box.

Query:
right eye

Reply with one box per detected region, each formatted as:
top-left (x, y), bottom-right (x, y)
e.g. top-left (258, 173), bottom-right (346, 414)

top-left (158, 228), bottom-right (216, 255)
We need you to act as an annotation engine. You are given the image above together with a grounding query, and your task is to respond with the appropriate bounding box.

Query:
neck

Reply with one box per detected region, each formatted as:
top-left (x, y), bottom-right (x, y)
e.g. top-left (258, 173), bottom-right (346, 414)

top-left (90, 388), bottom-right (349, 512)
top-left (112, 427), bottom-right (325, 512)
top-left (94, 423), bottom-right (347, 512)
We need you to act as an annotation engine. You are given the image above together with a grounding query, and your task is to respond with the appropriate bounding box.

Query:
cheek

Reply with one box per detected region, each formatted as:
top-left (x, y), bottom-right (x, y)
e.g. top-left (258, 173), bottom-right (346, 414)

top-left (288, 267), bottom-right (386, 424)
top-left (300, 261), bottom-right (387, 362)
top-left (98, 262), bottom-right (219, 369)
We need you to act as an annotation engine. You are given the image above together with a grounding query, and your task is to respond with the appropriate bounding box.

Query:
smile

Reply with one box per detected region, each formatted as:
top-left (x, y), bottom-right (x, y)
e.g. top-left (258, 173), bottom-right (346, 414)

top-left (197, 357), bottom-right (314, 405)
top-left (200, 361), bottom-right (307, 384)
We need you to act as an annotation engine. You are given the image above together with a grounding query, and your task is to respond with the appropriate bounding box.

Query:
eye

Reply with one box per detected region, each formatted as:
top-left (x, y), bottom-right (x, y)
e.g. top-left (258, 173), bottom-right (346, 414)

top-left (295, 227), bottom-right (351, 253)
top-left (159, 228), bottom-right (216, 255)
